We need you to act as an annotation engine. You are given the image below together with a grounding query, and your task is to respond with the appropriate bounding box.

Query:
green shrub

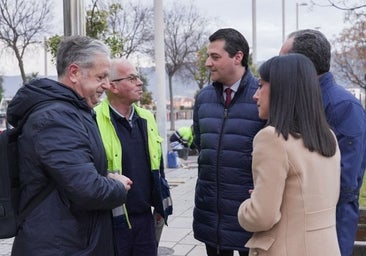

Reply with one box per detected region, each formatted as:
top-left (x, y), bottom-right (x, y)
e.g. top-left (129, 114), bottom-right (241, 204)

top-left (360, 174), bottom-right (366, 207)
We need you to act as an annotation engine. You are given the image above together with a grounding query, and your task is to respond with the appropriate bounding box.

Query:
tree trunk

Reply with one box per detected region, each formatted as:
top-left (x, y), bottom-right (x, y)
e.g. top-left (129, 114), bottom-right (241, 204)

top-left (168, 75), bottom-right (175, 131)
top-left (13, 47), bottom-right (26, 83)
top-left (18, 59), bottom-right (26, 84)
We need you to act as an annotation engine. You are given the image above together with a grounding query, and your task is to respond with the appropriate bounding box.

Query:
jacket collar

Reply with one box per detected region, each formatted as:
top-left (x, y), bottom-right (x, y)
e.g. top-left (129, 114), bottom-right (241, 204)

top-left (319, 72), bottom-right (335, 89)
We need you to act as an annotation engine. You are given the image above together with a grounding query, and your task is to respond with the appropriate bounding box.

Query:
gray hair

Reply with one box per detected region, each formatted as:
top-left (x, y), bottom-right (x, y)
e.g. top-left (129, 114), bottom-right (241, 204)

top-left (109, 58), bottom-right (131, 80)
top-left (56, 35), bottom-right (110, 77)
top-left (287, 29), bottom-right (331, 75)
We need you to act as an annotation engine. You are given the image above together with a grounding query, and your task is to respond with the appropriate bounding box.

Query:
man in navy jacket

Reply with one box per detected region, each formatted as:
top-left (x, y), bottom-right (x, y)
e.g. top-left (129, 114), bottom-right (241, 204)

top-left (280, 29), bottom-right (366, 256)
top-left (193, 28), bottom-right (265, 256)
top-left (8, 36), bottom-right (131, 256)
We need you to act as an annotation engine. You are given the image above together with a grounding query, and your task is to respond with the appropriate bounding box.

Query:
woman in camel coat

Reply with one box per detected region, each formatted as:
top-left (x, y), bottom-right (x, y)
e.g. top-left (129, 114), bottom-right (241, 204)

top-left (238, 54), bottom-right (341, 256)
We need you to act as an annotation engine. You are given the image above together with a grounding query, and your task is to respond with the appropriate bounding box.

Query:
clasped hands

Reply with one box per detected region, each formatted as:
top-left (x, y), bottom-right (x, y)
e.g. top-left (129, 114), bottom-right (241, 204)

top-left (108, 171), bottom-right (133, 191)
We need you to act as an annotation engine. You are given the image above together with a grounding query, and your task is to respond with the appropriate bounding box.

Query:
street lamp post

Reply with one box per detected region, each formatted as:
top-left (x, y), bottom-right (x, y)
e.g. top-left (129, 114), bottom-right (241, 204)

top-left (153, 0), bottom-right (168, 161)
top-left (296, 2), bottom-right (308, 30)
top-left (282, 0), bottom-right (285, 43)
top-left (252, 0), bottom-right (257, 64)
top-left (63, 0), bottom-right (85, 36)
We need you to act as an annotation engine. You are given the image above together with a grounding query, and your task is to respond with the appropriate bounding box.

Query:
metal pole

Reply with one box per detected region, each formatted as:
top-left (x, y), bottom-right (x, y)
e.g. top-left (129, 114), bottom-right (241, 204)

top-left (44, 36), bottom-right (48, 76)
top-left (296, 3), bottom-right (308, 31)
top-left (154, 0), bottom-right (168, 163)
top-left (75, 0), bottom-right (85, 36)
top-left (63, 0), bottom-right (71, 36)
top-left (282, 0), bottom-right (286, 43)
top-left (252, 0), bottom-right (257, 65)
top-left (296, 3), bottom-right (299, 30)
top-left (63, 0), bottom-right (85, 36)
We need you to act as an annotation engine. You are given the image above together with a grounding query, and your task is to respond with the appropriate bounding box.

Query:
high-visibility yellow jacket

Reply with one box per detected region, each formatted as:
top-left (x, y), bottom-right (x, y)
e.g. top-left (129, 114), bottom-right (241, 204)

top-left (95, 98), bottom-right (172, 226)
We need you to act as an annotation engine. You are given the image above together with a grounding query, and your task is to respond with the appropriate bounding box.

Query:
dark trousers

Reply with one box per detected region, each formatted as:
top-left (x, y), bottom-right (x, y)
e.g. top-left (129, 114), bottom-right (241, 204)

top-left (113, 212), bottom-right (157, 256)
top-left (205, 244), bottom-right (249, 256)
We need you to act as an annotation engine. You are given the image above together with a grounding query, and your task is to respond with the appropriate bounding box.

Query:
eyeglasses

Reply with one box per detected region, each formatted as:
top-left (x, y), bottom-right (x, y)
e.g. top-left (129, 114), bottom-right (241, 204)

top-left (111, 74), bottom-right (141, 83)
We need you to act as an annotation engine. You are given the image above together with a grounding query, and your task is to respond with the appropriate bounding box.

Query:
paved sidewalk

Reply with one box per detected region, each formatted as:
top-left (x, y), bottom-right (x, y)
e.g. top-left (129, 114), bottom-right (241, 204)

top-left (157, 156), bottom-right (206, 256)
top-left (0, 238), bottom-right (12, 256)
top-left (159, 155), bottom-right (241, 256)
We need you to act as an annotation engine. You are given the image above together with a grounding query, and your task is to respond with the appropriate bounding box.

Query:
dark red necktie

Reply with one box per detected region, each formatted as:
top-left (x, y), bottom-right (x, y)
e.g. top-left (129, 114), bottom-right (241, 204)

top-left (225, 88), bottom-right (232, 108)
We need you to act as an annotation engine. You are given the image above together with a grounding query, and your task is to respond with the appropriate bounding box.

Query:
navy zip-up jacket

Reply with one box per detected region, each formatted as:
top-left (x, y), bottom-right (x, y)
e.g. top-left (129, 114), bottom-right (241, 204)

top-left (193, 70), bottom-right (266, 251)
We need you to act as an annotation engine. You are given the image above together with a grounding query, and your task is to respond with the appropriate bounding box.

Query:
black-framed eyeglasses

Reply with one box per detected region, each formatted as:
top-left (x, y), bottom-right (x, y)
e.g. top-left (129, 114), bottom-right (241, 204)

top-left (111, 74), bottom-right (141, 83)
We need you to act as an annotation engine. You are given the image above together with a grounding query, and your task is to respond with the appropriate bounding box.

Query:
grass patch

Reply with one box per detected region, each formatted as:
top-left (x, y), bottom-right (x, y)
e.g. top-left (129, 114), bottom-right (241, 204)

top-left (360, 175), bottom-right (366, 207)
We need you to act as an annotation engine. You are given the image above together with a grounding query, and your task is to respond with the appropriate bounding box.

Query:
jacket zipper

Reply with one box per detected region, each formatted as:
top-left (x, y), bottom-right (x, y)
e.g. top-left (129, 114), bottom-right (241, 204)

top-left (215, 106), bottom-right (229, 252)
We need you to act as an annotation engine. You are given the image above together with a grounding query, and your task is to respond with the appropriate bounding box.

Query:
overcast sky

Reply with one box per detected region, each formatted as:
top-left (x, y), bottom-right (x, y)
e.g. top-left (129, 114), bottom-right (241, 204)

top-left (192, 0), bottom-right (354, 61)
top-left (0, 0), bottom-right (356, 76)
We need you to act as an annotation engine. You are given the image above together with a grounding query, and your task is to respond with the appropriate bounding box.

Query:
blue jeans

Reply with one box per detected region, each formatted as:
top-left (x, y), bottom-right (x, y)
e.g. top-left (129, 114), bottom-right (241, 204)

top-left (113, 212), bottom-right (157, 256)
top-left (336, 200), bottom-right (359, 256)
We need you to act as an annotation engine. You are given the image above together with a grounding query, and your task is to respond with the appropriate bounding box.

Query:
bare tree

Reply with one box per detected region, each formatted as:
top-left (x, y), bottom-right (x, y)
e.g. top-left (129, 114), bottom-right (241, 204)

top-left (164, 2), bottom-right (210, 131)
top-left (0, 0), bottom-right (52, 83)
top-left (185, 45), bottom-right (209, 91)
top-left (0, 75), bottom-right (3, 99)
top-left (87, 0), bottom-right (154, 58)
top-left (310, 0), bottom-right (366, 11)
top-left (107, 1), bottom-right (154, 58)
top-left (332, 11), bottom-right (366, 106)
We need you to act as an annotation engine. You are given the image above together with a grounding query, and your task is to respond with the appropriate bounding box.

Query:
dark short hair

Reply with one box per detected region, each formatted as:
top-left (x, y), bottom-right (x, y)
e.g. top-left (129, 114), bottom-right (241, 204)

top-left (56, 35), bottom-right (110, 77)
top-left (287, 29), bottom-right (331, 75)
top-left (258, 53), bottom-right (336, 157)
top-left (209, 28), bottom-right (249, 68)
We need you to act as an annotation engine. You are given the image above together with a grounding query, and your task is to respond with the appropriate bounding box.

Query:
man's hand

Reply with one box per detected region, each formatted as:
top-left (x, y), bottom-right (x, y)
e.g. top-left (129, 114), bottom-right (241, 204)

top-left (108, 172), bottom-right (133, 191)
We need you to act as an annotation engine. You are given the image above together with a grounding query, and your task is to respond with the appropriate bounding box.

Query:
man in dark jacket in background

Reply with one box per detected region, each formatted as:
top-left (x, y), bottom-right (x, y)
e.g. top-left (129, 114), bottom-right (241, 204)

top-left (7, 35), bottom-right (132, 256)
top-left (193, 28), bottom-right (266, 256)
top-left (280, 29), bottom-right (366, 256)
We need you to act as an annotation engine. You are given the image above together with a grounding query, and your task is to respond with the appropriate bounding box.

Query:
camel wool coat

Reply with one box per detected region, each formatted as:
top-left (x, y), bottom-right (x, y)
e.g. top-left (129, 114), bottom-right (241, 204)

top-left (238, 126), bottom-right (341, 256)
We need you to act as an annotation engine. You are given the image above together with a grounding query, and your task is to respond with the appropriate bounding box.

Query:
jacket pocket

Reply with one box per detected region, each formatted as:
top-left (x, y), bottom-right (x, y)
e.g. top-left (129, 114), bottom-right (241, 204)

top-left (245, 233), bottom-right (275, 251)
top-left (305, 207), bottom-right (336, 231)
top-left (338, 187), bottom-right (358, 204)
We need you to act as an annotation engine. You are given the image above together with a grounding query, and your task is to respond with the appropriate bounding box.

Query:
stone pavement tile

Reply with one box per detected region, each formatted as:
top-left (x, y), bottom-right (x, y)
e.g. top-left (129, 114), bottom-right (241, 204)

top-left (158, 230), bottom-right (203, 256)
top-left (169, 188), bottom-right (194, 200)
top-left (158, 242), bottom-right (176, 255)
top-left (159, 241), bottom-right (176, 248)
top-left (0, 237), bottom-right (13, 256)
top-left (185, 244), bottom-right (240, 256)
top-left (170, 187), bottom-right (195, 199)
top-left (178, 208), bottom-right (193, 218)
top-left (167, 184), bottom-right (195, 217)
top-left (186, 244), bottom-right (206, 256)
top-left (179, 232), bottom-right (201, 245)
top-left (168, 216), bottom-right (193, 229)
top-left (157, 156), bottom-right (199, 255)
top-left (169, 202), bottom-right (193, 217)
top-left (160, 227), bottom-right (192, 243)
top-left (170, 244), bottom-right (196, 256)
top-left (166, 171), bottom-right (196, 184)
top-left (158, 246), bottom-right (175, 256)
